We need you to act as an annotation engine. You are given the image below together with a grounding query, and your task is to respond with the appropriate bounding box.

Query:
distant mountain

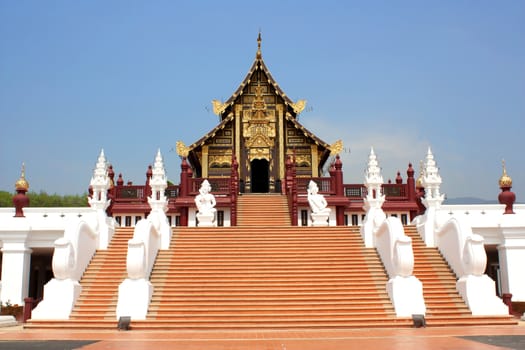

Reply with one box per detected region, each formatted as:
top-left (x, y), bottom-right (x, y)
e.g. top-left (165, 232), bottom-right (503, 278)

top-left (444, 197), bottom-right (499, 205)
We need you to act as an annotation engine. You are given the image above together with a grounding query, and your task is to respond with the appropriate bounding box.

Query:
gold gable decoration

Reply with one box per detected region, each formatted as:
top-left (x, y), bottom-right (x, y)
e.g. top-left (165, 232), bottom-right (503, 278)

top-left (291, 99), bottom-right (307, 114)
top-left (176, 141), bottom-right (190, 157)
top-left (329, 140), bottom-right (344, 155)
top-left (212, 99), bottom-right (227, 116)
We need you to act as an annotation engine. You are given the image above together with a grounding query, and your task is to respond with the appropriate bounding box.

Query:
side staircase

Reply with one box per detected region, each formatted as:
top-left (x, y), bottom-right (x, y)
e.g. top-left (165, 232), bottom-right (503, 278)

top-left (26, 227), bottom-right (134, 329)
top-left (405, 226), bottom-right (515, 326)
top-left (26, 195), bottom-right (516, 329)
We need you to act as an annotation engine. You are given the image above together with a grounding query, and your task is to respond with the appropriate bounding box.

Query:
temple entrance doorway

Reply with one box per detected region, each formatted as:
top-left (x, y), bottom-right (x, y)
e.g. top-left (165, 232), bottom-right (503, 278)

top-left (250, 159), bottom-right (269, 193)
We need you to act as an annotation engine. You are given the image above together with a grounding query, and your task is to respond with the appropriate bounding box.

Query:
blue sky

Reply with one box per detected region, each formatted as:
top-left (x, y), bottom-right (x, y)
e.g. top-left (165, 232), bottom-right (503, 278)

top-left (1, 1), bottom-right (524, 201)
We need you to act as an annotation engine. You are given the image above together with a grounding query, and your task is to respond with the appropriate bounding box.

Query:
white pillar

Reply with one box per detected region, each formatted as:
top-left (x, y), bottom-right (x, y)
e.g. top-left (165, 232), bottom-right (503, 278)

top-left (1, 241), bottom-right (32, 306)
top-left (361, 148), bottom-right (386, 248)
top-left (497, 215), bottom-right (525, 301)
top-left (419, 148), bottom-right (444, 247)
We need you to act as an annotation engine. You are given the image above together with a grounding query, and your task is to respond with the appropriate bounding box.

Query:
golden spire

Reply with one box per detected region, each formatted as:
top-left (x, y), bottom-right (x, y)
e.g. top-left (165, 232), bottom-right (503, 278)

top-left (416, 160), bottom-right (424, 188)
top-left (256, 31), bottom-right (262, 59)
top-left (499, 159), bottom-right (513, 188)
top-left (15, 162), bottom-right (29, 191)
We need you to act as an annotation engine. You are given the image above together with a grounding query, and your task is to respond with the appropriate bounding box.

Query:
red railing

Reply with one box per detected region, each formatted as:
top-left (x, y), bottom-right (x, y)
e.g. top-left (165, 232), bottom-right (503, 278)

top-left (297, 177), bottom-right (334, 195)
top-left (114, 185), bottom-right (147, 202)
top-left (188, 178), bottom-right (231, 195)
top-left (113, 185), bottom-right (180, 201)
top-left (342, 183), bottom-right (408, 200)
top-left (382, 184), bottom-right (408, 200)
top-left (343, 184), bottom-right (366, 199)
top-left (165, 185), bottom-right (179, 198)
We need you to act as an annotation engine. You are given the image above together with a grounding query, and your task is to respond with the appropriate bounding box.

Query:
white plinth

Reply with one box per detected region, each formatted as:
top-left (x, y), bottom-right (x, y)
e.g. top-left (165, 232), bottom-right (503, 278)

top-left (387, 275), bottom-right (426, 317)
top-left (116, 278), bottom-right (153, 320)
top-left (311, 212), bottom-right (329, 227)
top-left (457, 275), bottom-right (509, 315)
top-left (196, 212), bottom-right (216, 227)
top-left (31, 278), bottom-right (81, 320)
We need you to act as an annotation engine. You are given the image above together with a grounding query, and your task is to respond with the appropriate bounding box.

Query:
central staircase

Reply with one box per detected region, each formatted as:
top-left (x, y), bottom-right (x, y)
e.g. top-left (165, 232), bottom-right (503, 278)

top-left (26, 194), bottom-right (516, 329)
top-left (132, 225), bottom-right (408, 329)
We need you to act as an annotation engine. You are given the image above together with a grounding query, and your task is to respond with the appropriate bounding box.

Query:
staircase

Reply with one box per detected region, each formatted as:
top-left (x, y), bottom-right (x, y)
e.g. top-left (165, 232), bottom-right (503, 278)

top-left (26, 227), bottom-right (134, 329)
top-left (404, 225), bottom-right (516, 326)
top-left (132, 225), bottom-right (410, 329)
top-left (237, 194), bottom-right (290, 226)
top-left (26, 195), bottom-right (516, 329)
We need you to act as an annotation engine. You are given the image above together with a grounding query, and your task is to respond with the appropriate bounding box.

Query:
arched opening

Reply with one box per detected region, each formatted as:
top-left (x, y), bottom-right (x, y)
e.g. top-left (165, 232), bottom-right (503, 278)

top-left (250, 159), bottom-right (269, 193)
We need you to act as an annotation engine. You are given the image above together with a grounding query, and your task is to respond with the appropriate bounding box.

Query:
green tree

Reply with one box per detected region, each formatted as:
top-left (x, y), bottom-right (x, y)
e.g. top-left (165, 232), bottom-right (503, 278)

top-left (0, 191), bottom-right (89, 207)
top-left (0, 191), bottom-right (13, 207)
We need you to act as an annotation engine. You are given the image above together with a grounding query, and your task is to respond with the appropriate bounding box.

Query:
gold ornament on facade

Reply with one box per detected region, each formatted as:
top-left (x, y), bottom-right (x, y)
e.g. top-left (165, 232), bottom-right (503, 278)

top-left (249, 147), bottom-right (270, 161)
top-left (291, 99), bottom-right (307, 114)
top-left (209, 155), bottom-right (232, 168)
top-left (329, 140), bottom-right (344, 155)
top-left (252, 82), bottom-right (267, 119)
top-left (15, 163), bottom-right (29, 191)
top-left (176, 141), bottom-right (190, 158)
top-left (212, 99), bottom-right (227, 116)
top-left (499, 159), bottom-right (513, 188)
top-left (295, 154), bottom-right (311, 167)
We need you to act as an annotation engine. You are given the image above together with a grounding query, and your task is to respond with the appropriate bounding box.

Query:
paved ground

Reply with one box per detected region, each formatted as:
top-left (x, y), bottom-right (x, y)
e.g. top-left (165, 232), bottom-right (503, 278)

top-left (1, 324), bottom-right (525, 350)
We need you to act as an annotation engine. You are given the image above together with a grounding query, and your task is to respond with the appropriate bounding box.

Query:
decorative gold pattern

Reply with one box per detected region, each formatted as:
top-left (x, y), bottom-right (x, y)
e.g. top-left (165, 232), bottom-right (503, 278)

top-left (209, 155), bottom-right (232, 168)
top-left (176, 141), bottom-right (190, 157)
top-left (499, 159), bottom-right (513, 187)
top-left (242, 80), bottom-right (277, 161)
top-left (212, 99), bottom-right (227, 116)
top-left (329, 139), bottom-right (344, 155)
top-left (291, 99), bottom-right (307, 114)
top-left (249, 147), bottom-right (270, 160)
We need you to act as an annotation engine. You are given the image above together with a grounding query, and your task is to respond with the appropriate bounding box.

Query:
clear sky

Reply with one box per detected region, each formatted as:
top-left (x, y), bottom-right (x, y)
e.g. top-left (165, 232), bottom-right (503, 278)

top-left (1, 1), bottom-right (524, 201)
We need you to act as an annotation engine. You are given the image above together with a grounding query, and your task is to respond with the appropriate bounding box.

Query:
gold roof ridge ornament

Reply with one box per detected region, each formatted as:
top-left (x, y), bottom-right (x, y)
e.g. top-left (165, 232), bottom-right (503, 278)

top-left (291, 99), bottom-right (307, 114)
top-left (499, 158), bottom-right (513, 188)
top-left (211, 99), bottom-right (227, 116)
top-left (15, 162), bottom-right (29, 191)
top-left (256, 31), bottom-right (262, 59)
top-left (176, 141), bottom-right (190, 158)
top-left (329, 140), bottom-right (344, 155)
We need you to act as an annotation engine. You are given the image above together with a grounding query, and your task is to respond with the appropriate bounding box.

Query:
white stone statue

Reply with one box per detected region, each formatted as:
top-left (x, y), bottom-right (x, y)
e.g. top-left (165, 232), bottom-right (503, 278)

top-left (195, 179), bottom-right (216, 227)
top-left (307, 180), bottom-right (331, 226)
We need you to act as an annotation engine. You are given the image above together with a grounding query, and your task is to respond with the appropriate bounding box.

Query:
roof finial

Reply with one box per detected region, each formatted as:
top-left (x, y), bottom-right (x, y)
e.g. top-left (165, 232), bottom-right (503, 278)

top-left (15, 162), bottom-right (29, 192)
top-left (499, 158), bottom-right (512, 188)
top-left (256, 31), bottom-right (262, 59)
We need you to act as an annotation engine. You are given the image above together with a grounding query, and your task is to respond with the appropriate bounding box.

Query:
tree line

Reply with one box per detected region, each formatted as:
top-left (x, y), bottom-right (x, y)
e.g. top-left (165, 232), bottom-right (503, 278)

top-left (0, 191), bottom-right (89, 207)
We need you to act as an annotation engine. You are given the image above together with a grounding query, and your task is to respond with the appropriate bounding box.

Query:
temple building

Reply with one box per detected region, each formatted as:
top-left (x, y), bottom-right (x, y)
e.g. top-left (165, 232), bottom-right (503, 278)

top-left (1, 35), bottom-right (525, 329)
top-left (183, 33), bottom-right (331, 193)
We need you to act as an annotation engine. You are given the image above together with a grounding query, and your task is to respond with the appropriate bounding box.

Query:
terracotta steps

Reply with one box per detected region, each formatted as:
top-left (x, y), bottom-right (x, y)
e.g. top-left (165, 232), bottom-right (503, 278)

top-left (130, 222), bottom-right (406, 330)
top-left (236, 194), bottom-right (290, 226)
top-left (26, 195), bottom-right (516, 329)
top-left (26, 227), bottom-right (134, 328)
top-left (404, 225), bottom-right (516, 326)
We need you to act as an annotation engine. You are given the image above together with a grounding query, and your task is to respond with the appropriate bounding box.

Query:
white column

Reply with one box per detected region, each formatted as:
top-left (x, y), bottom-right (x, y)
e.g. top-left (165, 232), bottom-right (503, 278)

top-left (497, 215), bottom-right (525, 301)
top-left (419, 148), bottom-right (444, 247)
top-left (1, 241), bottom-right (32, 306)
top-left (361, 148), bottom-right (386, 248)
